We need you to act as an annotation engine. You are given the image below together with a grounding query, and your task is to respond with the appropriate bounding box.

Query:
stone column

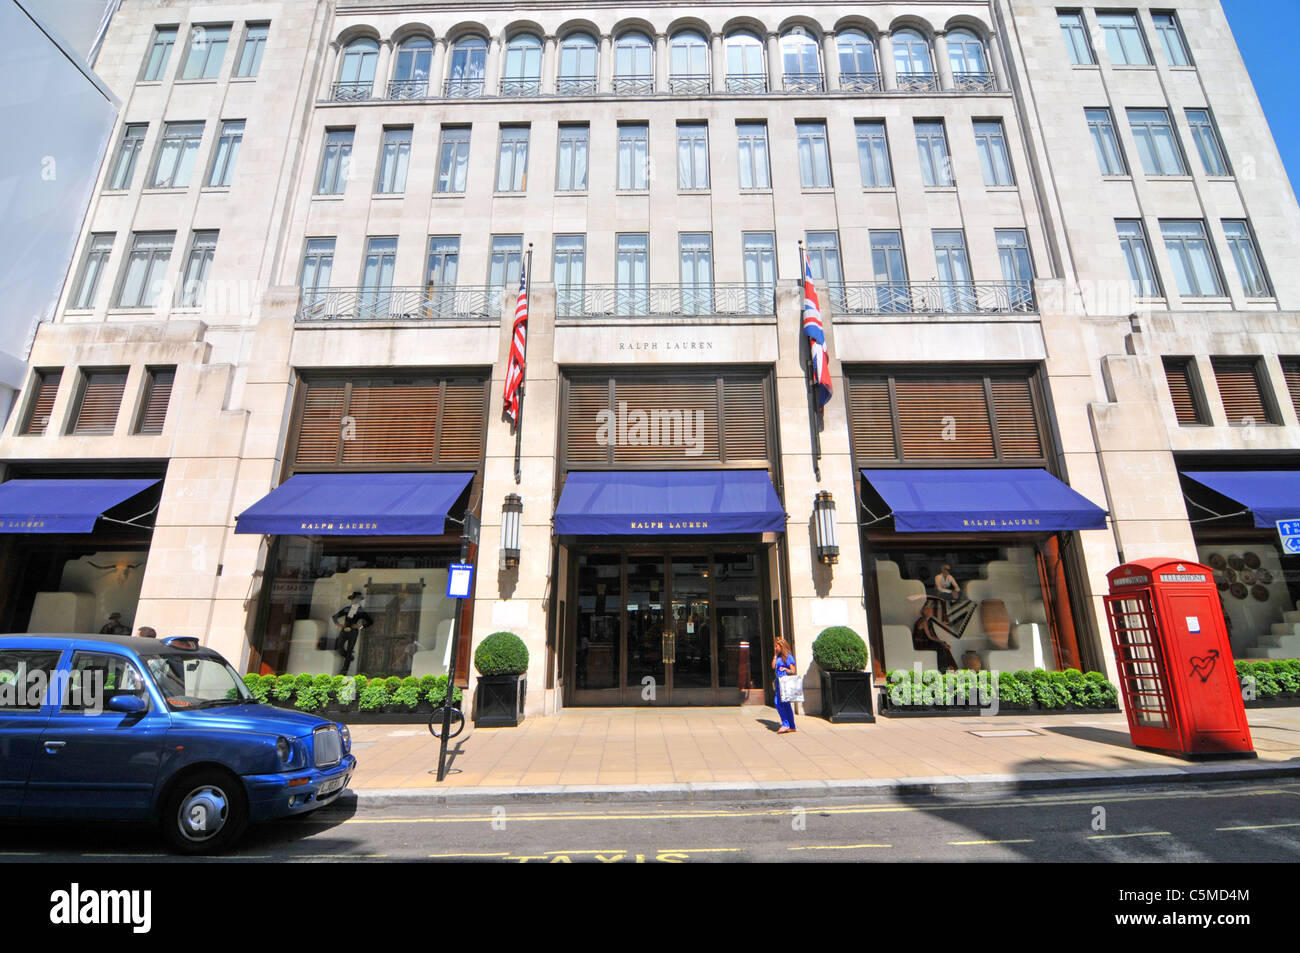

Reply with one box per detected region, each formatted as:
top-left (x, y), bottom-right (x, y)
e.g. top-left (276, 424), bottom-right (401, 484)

top-left (373, 40), bottom-right (392, 99)
top-left (654, 33), bottom-right (668, 92)
top-left (598, 33), bottom-right (613, 92)
top-left (877, 33), bottom-right (896, 90)
top-left (987, 32), bottom-right (1007, 91)
top-left (321, 42), bottom-right (340, 99)
top-left (821, 31), bottom-right (838, 92)
top-left (710, 32), bottom-right (724, 92)
top-left (933, 32), bottom-right (953, 90)
top-left (542, 35), bottom-right (557, 93)
top-left (766, 32), bottom-right (782, 91)
top-left (430, 37), bottom-right (446, 96)
top-left (485, 34), bottom-right (502, 95)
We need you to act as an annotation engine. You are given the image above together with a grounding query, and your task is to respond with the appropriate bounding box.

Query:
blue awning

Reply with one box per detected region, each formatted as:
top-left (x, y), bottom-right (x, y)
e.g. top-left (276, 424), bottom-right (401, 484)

top-left (554, 470), bottom-right (786, 536)
top-left (1181, 471), bottom-right (1300, 528)
top-left (860, 468), bottom-right (1108, 533)
top-left (235, 472), bottom-right (474, 536)
top-left (0, 479), bottom-right (159, 533)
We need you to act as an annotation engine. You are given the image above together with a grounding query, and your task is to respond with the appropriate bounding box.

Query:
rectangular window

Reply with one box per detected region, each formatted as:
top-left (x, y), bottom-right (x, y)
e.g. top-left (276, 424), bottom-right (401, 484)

top-left (1097, 11), bottom-right (1151, 65)
top-left (557, 124), bottom-right (589, 191)
top-left (679, 232), bottom-right (713, 313)
top-left (617, 123), bottom-right (649, 190)
top-left (358, 237), bottom-right (397, 318)
top-left (21, 369), bottom-right (62, 435)
top-left (914, 120), bottom-right (953, 186)
top-left (805, 230), bottom-right (845, 308)
top-left (996, 229), bottom-right (1035, 310)
top-left (616, 233), bottom-right (649, 313)
top-left (495, 125), bottom-right (530, 192)
top-left (1212, 358), bottom-right (1276, 426)
top-left (1163, 358), bottom-right (1207, 425)
top-left (0, 650), bottom-right (61, 709)
top-left (869, 230), bottom-right (908, 312)
top-left (70, 234), bottom-right (114, 310)
top-left (235, 22), bottom-right (269, 77)
top-left (377, 126), bottom-right (412, 194)
top-left (796, 121), bottom-right (832, 188)
top-left (855, 120), bottom-right (892, 187)
top-left (1222, 220), bottom-right (1272, 297)
top-left (108, 124), bottom-right (147, 190)
top-left (973, 119), bottom-right (1014, 185)
top-left (141, 26), bottom-right (177, 81)
top-left (176, 230), bottom-right (217, 307)
top-left (488, 235), bottom-right (523, 287)
top-left (554, 234), bottom-right (585, 315)
top-left (207, 119), bottom-right (244, 187)
top-left (933, 229), bottom-right (975, 311)
top-left (1127, 108), bottom-right (1186, 175)
top-left (1085, 108), bottom-right (1128, 175)
top-left (1161, 220), bottom-right (1223, 297)
top-left (1152, 12), bottom-right (1191, 67)
top-left (1058, 10), bottom-right (1094, 65)
top-left (426, 236), bottom-right (460, 288)
top-left (135, 366), bottom-right (176, 434)
top-left (70, 369), bottom-right (128, 435)
top-left (150, 121), bottom-right (204, 188)
top-left (677, 122), bottom-right (709, 190)
top-left (1116, 220), bottom-right (1161, 296)
top-left (299, 238), bottom-right (335, 309)
top-left (1185, 108), bottom-right (1229, 176)
top-left (437, 126), bottom-right (470, 193)
top-left (742, 232), bottom-right (776, 311)
top-left (116, 232), bottom-right (174, 308)
top-left (179, 23), bottom-right (231, 79)
top-left (737, 122), bottom-right (771, 189)
top-left (317, 128), bottom-right (353, 194)
top-left (1282, 359), bottom-right (1300, 423)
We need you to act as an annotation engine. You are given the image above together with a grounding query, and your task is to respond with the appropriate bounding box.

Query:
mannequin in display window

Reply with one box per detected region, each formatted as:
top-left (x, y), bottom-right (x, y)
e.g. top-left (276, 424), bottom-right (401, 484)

top-left (332, 591), bottom-right (373, 675)
top-left (913, 603), bottom-right (958, 671)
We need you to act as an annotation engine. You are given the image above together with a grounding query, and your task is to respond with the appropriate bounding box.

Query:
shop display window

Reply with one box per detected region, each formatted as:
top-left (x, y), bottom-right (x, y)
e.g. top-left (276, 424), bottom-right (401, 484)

top-left (1198, 541), bottom-right (1300, 661)
top-left (22, 550), bottom-right (149, 635)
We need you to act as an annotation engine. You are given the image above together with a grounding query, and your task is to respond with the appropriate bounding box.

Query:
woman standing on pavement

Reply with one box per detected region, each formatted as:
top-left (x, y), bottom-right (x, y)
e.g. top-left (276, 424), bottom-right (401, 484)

top-left (773, 636), bottom-right (797, 734)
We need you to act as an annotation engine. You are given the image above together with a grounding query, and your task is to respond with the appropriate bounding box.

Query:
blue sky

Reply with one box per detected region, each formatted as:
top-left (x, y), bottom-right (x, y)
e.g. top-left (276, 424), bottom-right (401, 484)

top-left (1222, 0), bottom-right (1299, 196)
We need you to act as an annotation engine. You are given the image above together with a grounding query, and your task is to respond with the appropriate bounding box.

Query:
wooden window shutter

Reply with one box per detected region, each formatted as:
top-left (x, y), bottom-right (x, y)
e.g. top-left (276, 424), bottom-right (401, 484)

top-left (342, 379), bottom-right (439, 464)
top-left (293, 380), bottom-right (346, 466)
top-left (611, 377), bottom-right (720, 464)
top-left (437, 380), bottom-right (487, 464)
top-left (1163, 359), bottom-right (1203, 425)
top-left (991, 377), bottom-right (1044, 458)
top-left (896, 379), bottom-right (994, 459)
top-left (721, 378), bottom-right (769, 461)
top-left (1213, 359), bottom-right (1270, 425)
top-left (135, 367), bottom-right (175, 434)
top-left (564, 379), bottom-right (613, 465)
top-left (1281, 359), bottom-right (1300, 422)
top-left (21, 370), bottom-right (62, 435)
top-left (847, 377), bottom-right (895, 460)
top-left (71, 370), bottom-right (127, 435)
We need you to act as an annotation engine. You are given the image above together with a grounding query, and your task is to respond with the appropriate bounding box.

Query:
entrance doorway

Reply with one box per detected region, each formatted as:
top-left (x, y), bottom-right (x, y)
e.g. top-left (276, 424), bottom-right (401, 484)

top-left (568, 547), bottom-right (771, 706)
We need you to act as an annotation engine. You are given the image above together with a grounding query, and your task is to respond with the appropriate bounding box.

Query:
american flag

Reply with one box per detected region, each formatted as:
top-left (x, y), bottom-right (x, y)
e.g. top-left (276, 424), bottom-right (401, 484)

top-left (802, 252), bottom-right (833, 408)
top-left (503, 267), bottom-right (528, 425)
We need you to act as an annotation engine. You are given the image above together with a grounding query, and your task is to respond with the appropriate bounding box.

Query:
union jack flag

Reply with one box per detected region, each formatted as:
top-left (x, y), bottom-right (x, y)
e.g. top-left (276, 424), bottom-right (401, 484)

top-left (503, 267), bottom-right (528, 426)
top-left (802, 252), bottom-right (833, 408)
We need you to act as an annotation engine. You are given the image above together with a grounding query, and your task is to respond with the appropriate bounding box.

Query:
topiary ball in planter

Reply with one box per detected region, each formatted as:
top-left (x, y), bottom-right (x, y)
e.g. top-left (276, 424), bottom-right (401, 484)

top-left (811, 627), bottom-right (874, 724)
top-left (474, 631), bottom-right (530, 676)
top-left (812, 626), bottom-right (869, 672)
top-left (474, 632), bottom-right (529, 727)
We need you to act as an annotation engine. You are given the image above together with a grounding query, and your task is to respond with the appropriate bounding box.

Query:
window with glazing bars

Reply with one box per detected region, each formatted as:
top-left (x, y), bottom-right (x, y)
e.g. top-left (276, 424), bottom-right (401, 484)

top-left (914, 120), bottom-right (952, 186)
top-left (677, 123), bottom-right (709, 190)
top-left (141, 26), bottom-right (176, 81)
top-left (108, 124), bottom-right (147, 189)
top-left (617, 123), bottom-right (649, 190)
top-left (496, 126), bottom-right (530, 192)
top-left (235, 22), bottom-right (269, 77)
top-left (179, 24), bottom-right (230, 79)
top-left (488, 235), bottom-right (522, 287)
top-left (1058, 11), bottom-right (1094, 65)
top-left (1127, 108), bottom-right (1186, 175)
top-left (1152, 12), bottom-right (1191, 66)
top-left (317, 129), bottom-right (352, 194)
top-left (855, 121), bottom-right (892, 187)
top-left (1222, 220), bottom-right (1271, 297)
top-left (737, 123), bottom-right (770, 188)
top-left (376, 127), bottom-right (412, 194)
top-left (796, 121), bottom-right (832, 188)
top-left (1086, 108), bottom-right (1127, 175)
top-left (1116, 220), bottom-right (1160, 295)
top-left (176, 230), bottom-right (217, 307)
top-left (1161, 220), bottom-right (1223, 297)
top-left (557, 125), bottom-right (588, 191)
top-left (300, 238), bottom-right (335, 305)
top-left (974, 120), bottom-right (1014, 185)
top-left (70, 234), bottom-right (114, 309)
top-left (207, 120), bottom-right (243, 187)
top-left (116, 232), bottom-right (174, 308)
top-left (1097, 12), bottom-right (1150, 65)
top-left (1185, 109), bottom-right (1229, 176)
top-left (437, 127), bottom-right (470, 193)
top-left (150, 121), bottom-right (204, 188)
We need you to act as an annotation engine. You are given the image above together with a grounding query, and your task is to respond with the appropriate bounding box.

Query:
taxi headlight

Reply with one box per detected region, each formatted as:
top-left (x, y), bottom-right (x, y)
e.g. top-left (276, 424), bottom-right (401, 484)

top-left (339, 724), bottom-right (351, 753)
top-left (276, 736), bottom-right (292, 763)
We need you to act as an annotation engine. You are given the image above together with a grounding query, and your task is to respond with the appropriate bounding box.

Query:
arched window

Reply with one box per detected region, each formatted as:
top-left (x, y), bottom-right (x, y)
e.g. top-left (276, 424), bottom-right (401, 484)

top-left (335, 37), bottom-right (377, 100)
top-left (837, 29), bottom-right (878, 90)
top-left (781, 29), bottom-right (822, 91)
top-left (446, 35), bottom-right (487, 97)
top-left (558, 33), bottom-right (598, 94)
top-left (391, 35), bottom-right (432, 98)
top-left (502, 33), bottom-right (542, 95)
top-left (670, 31), bottom-right (710, 93)
top-left (947, 29), bottom-right (993, 90)
top-left (892, 29), bottom-right (935, 90)
top-left (725, 31), bottom-right (765, 93)
top-left (613, 32), bottom-right (653, 94)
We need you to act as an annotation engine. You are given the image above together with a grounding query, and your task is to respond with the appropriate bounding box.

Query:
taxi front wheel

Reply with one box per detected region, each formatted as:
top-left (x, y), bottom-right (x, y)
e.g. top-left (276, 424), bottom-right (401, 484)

top-left (161, 769), bottom-right (249, 854)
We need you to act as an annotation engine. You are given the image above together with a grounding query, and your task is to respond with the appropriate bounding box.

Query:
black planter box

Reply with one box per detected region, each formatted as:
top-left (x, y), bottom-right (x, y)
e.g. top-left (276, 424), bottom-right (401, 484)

top-left (1243, 696), bottom-right (1300, 709)
top-left (820, 670), bottom-right (875, 723)
top-left (475, 674), bottom-right (526, 727)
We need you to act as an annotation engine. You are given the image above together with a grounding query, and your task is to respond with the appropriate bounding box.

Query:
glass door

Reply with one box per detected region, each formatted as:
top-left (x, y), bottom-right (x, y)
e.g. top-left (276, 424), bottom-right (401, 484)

top-left (624, 555), bottom-right (666, 704)
top-left (668, 554), bottom-right (713, 703)
top-left (713, 551), bottom-right (764, 702)
top-left (572, 553), bottom-right (621, 704)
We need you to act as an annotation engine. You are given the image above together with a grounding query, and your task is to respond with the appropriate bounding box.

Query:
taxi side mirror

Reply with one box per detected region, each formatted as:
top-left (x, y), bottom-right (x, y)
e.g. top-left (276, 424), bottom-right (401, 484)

top-left (106, 693), bottom-right (147, 714)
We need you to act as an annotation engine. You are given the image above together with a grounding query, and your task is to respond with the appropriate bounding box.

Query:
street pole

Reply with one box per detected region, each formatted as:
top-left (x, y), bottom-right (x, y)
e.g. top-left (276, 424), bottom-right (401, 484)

top-left (436, 525), bottom-right (474, 781)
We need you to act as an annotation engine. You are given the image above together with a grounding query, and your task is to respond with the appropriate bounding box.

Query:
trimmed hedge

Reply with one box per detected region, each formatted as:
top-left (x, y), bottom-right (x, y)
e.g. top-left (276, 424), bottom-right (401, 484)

top-left (240, 671), bottom-right (461, 712)
top-left (884, 667), bottom-right (1119, 710)
top-left (474, 631), bottom-right (530, 676)
top-left (811, 627), bottom-right (869, 672)
top-left (1236, 659), bottom-right (1300, 700)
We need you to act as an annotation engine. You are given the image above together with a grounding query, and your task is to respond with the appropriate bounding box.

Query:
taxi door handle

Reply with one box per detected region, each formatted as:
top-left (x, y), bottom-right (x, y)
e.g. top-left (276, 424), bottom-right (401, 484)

top-left (43, 741), bottom-right (67, 753)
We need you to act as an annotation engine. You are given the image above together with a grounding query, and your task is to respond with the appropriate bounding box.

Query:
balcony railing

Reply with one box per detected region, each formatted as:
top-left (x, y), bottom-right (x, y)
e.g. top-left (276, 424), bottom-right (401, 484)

top-left (894, 71), bottom-right (938, 91)
top-left (612, 74), bottom-right (654, 95)
top-left (330, 81), bottom-right (372, 102)
top-left (726, 73), bottom-right (768, 94)
top-left (669, 73), bottom-right (711, 95)
top-left (557, 76), bottom-right (598, 96)
top-left (297, 286), bottom-right (498, 322)
top-left (387, 79), bottom-right (428, 100)
top-left (839, 71), bottom-right (882, 92)
top-left (557, 283), bottom-right (776, 318)
top-left (443, 78), bottom-right (486, 98)
top-left (952, 71), bottom-right (997, 92)
top-left (828, 281), bottom-right (1036, 315)
top-left (500, 77), bottom-right (541, 97)
top-left (783, 73), bottom-right (825, 93)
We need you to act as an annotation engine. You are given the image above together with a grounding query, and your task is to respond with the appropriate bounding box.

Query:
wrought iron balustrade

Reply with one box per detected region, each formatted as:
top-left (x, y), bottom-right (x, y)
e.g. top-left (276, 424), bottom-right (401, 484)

top-left (556, 283), bottom-right (776, 318)
top-left (827, 281), bottom-right (1036, 315)
top-left (783, 73), bottom-right (825, 93)
top-left (499, 78), bottom-right (541, 97)
top-left (330, 81), bottom-right (372, 102)
top-left (443, 78), bottom-right (485, 98)
top-left (839, 71), bottom-right (881, 92)
top-left (952, 71), bottom-right (997, 92)
top-left (725, 73), bottom-right (767, 94)
top-left (297, 286), bottom-right (498, 322)
top-left (612, 75), bottom-right (654, 95)
top-left (669, 74), bottom-right (711, 95)
top-left (387, 79), bottom-right (428, 100)
top-left (894, 71), bottom-right (938, 91)
top-left (556, 77), bottom-right (598, 96)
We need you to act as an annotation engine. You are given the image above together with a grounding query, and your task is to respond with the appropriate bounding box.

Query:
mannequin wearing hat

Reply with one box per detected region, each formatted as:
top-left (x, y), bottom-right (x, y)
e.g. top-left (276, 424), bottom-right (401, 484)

top-left (332, 591), bottom-right (374, 675)
top-left (99, 612), bottom-right (130, 635)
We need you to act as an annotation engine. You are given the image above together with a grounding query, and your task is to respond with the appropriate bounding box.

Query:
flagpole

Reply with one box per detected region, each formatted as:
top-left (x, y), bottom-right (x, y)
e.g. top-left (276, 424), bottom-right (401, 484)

top-left (513, 243), bottom-right (533, 485)
top-left (798, 240), bottom-right (822, 481)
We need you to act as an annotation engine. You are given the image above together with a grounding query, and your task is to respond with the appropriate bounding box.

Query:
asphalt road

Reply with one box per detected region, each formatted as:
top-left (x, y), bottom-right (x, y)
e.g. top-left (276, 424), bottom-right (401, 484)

top-left (3, 779), bottom-right (1299, 862)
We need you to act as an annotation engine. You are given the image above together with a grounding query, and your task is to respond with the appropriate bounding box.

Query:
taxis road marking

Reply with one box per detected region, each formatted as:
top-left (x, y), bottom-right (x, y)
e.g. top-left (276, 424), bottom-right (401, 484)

top-left (541, 847), bottom-right (740, 855)
top-left (1087, 831), bottom-right (1171, 840)
top-left (429, 852), bottom-right (512, 858)
top-left (788, 843), bottom-right (890, 851)
top-left (949, 839), bottom-right (1035, 846)
top-left (1215, 821), bottom-right (1300, 832)
top-left (290, 852), bottom-right (389, 858)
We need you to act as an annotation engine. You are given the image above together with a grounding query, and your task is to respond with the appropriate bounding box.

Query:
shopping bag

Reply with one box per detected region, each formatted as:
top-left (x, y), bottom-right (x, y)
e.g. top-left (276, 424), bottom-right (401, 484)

top-left (778, 674), bottom-right (804, 703)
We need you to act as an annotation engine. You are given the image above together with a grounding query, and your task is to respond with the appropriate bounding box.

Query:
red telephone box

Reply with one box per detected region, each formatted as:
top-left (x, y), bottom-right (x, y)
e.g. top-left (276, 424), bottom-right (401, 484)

top-left (1104, 559), bottom-right (1253, 758)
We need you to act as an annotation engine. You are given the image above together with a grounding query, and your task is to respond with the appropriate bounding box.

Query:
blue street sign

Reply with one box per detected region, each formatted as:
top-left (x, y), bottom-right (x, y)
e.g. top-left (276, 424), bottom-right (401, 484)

top-left (1278, 520), bottom-right (1300, 556)
top-left (447, 562), bottom-right (474, 598)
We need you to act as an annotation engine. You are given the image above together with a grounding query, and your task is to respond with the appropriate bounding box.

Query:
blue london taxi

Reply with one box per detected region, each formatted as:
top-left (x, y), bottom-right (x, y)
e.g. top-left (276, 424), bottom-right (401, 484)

top-left (0, 633), bottom-right (356, 854)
